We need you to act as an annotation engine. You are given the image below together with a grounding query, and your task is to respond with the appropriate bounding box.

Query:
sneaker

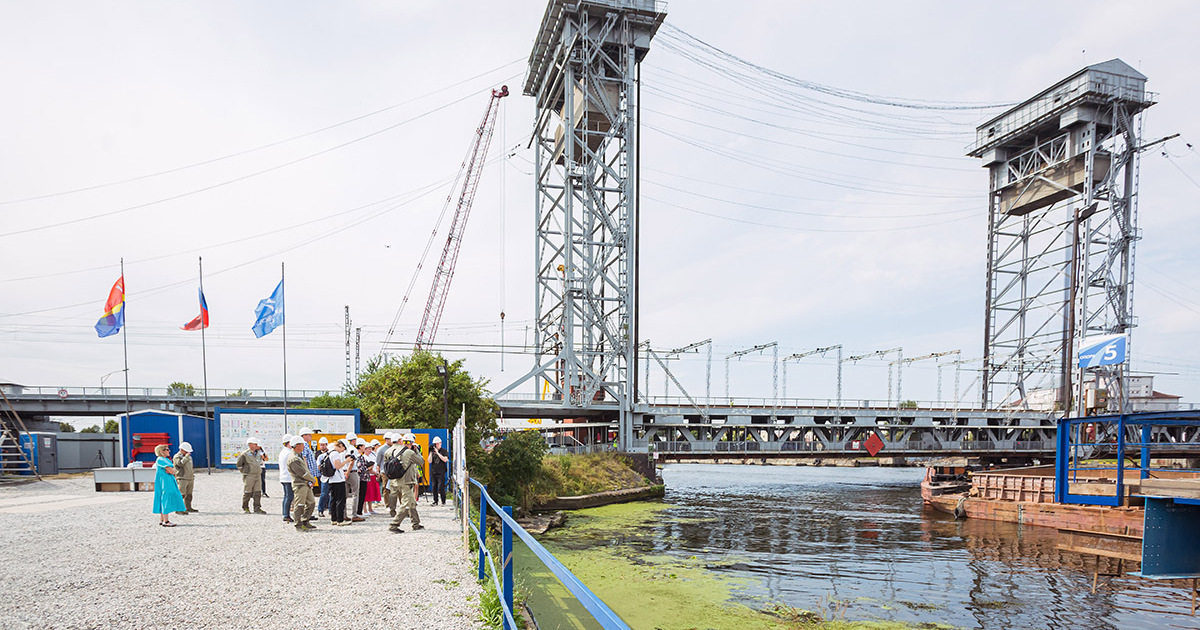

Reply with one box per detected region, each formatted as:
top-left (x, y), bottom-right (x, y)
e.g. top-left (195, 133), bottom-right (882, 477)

top-left (389, 527), bottom-right (405, 533)
top-left (318, 512), bottom-right (326, 518)
top-left (351, 517), bottom-right (366, 523)
top-left (244, 508), bottom-right (251, 514)
top-left (187, 508), bottom-right (200, 513)
top-left (295, 525), bottom-right (310, 532)
top-left (253, 509), bottom-right (268, 515)
top-left (176, 511), bottom-right (188, 515)
top-left (283, 517), bottom-right (294, 523)
top-left (412, 524), bottom-right (426, 531)
top-left (303, 523), bottom-right (317, 530)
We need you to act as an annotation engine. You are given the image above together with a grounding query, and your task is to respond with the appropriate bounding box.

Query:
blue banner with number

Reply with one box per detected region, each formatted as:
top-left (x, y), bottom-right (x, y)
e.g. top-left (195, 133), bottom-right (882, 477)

top-left (1078, 334), bottom-right (1128, 368)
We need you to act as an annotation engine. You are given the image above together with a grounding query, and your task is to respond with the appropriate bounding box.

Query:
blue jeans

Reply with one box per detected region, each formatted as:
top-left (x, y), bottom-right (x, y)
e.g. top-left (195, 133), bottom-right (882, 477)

top-left (281, 483), bottom-right (294, 518)
top-left (318, 480), bottom-right (332, 514)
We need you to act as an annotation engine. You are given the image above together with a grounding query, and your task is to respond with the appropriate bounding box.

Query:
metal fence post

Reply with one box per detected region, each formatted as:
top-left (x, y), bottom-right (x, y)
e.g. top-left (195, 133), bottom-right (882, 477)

top-left (503, 505), bottom-right (515, 630)
top-left (478, 486), bottom-right (488, 582)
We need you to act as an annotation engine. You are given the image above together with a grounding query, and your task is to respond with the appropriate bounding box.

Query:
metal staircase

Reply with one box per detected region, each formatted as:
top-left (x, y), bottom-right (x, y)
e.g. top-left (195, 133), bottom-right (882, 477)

top-left (0, 389), bottom-right (41, 483)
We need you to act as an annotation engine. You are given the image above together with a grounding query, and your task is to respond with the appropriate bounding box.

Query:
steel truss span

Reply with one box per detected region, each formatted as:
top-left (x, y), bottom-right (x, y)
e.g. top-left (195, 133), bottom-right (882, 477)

top-left (497, 0), bottom-right (667, 450)
top-left (969, 60), bottom-right (1152, 413)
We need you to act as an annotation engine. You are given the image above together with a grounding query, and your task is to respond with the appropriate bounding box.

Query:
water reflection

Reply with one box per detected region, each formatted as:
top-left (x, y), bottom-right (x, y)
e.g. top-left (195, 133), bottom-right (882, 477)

top-left (544, 464), bottom-right (1196, 629)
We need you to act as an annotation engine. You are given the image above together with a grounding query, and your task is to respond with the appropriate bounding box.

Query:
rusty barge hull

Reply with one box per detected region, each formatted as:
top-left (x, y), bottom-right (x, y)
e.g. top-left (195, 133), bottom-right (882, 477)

top-left (926, 494), bottom-right (1144, 536)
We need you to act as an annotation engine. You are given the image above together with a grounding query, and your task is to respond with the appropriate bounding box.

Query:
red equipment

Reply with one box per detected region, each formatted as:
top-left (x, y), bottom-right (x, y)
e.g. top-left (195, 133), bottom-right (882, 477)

top-left (414, 85), bottom-right (509, 350)
top-left (130, 432), bottom-right (171, 464)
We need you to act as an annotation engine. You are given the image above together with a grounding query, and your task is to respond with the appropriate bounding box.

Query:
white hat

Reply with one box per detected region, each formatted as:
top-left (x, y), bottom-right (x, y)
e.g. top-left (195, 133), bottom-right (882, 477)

top-left (346, 433), bottom-right (357, 441)
top-left (401, 433), bottom-right (415, 443)
top-left (247, 437), bottom-right (258, 445)
top-left (387, 432), bottom-right (399, 441)
top-left (369, 439), bottom-right (381, 447)
top-left (355, 438), bottom-right (367, 446)
top-left (298, 427), bottom-right (314, 435)
top-left (432, 436), bottom-right (442, 444)
top-left (289, 436), bottom-right (304, 447)
top-left (180, 441), bottom-right (193, 452)
top-left (318, 437), bottom-right (329, 444)
top-left (282, 433), bottom-right (292, 444)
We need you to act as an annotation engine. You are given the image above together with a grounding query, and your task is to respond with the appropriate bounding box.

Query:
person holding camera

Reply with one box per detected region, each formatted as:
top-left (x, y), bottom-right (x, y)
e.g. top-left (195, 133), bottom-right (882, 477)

top-left (427, 436), bottom-right (449, 506)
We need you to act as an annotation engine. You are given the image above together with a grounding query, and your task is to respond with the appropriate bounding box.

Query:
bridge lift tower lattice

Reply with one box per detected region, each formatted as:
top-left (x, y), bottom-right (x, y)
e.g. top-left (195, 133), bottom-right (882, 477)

top-left (968, 59), bottom-right (1153, 414)
top-left (496, 0), bottom-right (667, 450)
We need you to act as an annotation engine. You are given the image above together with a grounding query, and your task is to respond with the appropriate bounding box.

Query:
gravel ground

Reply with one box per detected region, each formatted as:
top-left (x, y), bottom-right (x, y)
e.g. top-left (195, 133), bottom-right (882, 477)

top-left (0, 470), bottom-right (483, 630)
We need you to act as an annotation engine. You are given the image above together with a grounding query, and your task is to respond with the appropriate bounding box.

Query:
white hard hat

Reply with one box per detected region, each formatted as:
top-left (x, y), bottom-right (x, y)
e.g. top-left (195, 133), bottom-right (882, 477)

top-left (289, 436), bottom-right (305, 447)
top-left (298, 427), bottom-right (314, 436)
top-left (282, 433), bottom-right (292, 444)
top-left (355, 438), bottom-right (367, 446)
top-left (369, 439), bottom-right (381, 447)
top-left (388, 432), bottom-right (399, 441)
top-left (346, 433), bottom-right (357, 441)
top-left (180, 441), bottom-right (193, 452)
top-left (318, 437), bottom-right (329, 444)
top-left (432, 436), bottom-right (442, 444)
top-left (247, 437), bottom-right (258, 445)
top-left (401, 433), bottom-right (415, 443)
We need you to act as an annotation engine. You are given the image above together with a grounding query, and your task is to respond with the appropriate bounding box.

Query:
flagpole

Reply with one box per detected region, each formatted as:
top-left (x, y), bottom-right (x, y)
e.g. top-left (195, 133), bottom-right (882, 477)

top-left (281, 262), bottom-right (288, 427)
top-left (200, 256), bottom-right (212, 474)
top-left (120, 258), bottom-right (130, 428)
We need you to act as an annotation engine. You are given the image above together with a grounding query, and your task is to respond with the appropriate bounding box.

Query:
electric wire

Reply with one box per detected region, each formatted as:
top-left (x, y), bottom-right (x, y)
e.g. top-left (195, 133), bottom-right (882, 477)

top-left (0, 58), bottom-right (523, 207)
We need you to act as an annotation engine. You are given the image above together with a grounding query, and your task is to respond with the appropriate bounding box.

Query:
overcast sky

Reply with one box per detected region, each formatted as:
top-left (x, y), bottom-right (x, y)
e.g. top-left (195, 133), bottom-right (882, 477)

top-left (2, 1), bottom-right (1198, 411)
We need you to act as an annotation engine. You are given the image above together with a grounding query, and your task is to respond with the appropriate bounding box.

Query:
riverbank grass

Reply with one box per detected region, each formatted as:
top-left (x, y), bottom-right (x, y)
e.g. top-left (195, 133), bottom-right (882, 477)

top-left (530, 452), bottom-right (650, 505)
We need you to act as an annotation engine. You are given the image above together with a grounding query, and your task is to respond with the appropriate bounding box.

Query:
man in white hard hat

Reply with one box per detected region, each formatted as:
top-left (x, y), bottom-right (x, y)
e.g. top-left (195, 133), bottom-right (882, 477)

top-left (298, 427), bottom-right (319, 480)
top-left (172, 441), bottom-right (198, 514)
top-left (386, 433), bottom-right (424, 533)
top-left (285, 436), bottom-right (317, 531)
top-left (378, 433), bottom-right (397, 517)
top-left (427, 435), bottom-right (449, 506)
top-left (236, 437), bottom-right (267, 514)
top-left (278, 434), bottom-right (295, 522)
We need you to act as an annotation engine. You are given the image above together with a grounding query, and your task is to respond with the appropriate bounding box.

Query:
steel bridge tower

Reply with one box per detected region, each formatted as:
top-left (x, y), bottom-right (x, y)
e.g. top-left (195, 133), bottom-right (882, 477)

top-left (498, 0), bottom-right (666, 449)
top-left (969, 60), bottom-right (1152, 414)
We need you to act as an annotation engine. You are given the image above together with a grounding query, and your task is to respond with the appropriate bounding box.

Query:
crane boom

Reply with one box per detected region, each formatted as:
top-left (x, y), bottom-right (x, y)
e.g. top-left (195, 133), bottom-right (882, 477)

top-left (414, 85), bottom-right (509, 350)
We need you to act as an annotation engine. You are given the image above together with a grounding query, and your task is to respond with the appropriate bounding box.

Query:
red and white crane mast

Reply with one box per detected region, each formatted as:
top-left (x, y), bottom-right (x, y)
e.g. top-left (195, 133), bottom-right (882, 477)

top-left (414, 85), bottom-right (508, 350)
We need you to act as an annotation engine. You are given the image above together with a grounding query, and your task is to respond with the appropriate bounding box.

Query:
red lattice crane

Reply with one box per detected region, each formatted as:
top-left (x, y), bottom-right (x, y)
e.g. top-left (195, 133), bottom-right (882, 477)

top-left (414, 85), bottom-right (508, 350)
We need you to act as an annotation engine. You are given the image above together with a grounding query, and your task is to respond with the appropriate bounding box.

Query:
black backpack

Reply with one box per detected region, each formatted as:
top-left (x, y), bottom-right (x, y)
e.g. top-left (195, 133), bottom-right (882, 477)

top-left (318, 453), bottom-right (334, 477)
top-left (383, 452), bottom-right (407, 479)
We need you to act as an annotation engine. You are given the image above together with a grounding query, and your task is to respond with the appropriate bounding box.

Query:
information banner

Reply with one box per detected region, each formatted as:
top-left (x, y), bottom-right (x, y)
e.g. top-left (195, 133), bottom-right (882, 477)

top-left (217, 409), bottom-right (357, 465)
top-left (1078, 334), bottom-right (1129, 368)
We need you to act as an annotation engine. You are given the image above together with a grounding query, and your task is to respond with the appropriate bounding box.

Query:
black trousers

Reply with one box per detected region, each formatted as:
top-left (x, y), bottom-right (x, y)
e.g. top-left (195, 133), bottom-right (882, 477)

top-left (330, 482), bottom-right (347, 523)
top-left (355, 481), bottom-right (368, 516)
top-left (431, 472), bottom-right (446, 505)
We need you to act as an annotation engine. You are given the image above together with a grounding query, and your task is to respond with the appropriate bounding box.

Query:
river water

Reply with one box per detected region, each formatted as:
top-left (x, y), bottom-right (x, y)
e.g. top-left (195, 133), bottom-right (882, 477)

top-left (526, 463), bottom-right (1197, 629)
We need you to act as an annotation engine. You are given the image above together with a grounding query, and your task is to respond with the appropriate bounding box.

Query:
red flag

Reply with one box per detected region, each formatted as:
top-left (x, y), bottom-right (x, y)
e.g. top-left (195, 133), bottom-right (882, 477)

top-left (181, 289), bottom-right (209, 331)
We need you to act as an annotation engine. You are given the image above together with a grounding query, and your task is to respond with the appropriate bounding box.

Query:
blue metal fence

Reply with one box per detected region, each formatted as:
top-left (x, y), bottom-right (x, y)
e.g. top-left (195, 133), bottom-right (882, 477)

top-left (1056, 410), bottom-right (1200, 506)
top-left (465, 478), bottom-right (631, 630)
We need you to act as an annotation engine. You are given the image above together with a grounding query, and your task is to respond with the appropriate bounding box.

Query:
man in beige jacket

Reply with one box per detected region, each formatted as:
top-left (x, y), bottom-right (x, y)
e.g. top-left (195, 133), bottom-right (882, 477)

top-left (386, 433), bottom-right (425, 533)
top-left (286, 437), bottom-right (317, 531)
top-left (236, 437), bottom-right (266, 514)
top-left (172, 442), bottom-right (197, 514)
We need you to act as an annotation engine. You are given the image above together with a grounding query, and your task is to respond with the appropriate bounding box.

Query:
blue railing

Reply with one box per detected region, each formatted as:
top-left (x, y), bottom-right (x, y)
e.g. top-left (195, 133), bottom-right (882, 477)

top-left (1056, 409), bottom-right (1200, 506)
top-left (465, 478), bottom-right (631, 630)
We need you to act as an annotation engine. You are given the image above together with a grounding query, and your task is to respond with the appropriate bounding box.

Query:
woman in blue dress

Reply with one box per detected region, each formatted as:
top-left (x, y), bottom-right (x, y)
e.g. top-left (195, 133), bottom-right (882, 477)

top-left (153, 444), bottom-right (187, 527)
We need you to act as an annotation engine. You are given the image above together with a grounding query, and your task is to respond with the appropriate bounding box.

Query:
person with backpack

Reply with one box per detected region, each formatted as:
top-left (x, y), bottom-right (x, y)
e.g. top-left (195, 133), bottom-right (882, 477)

top-left (386, 433), bottom-right (425, 533)
top-left (326, 439), bottom-right (351, 526)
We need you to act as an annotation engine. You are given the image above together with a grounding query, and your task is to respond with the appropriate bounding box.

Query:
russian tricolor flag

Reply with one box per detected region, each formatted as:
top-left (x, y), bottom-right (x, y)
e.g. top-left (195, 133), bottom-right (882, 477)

top-left (181, 288), bottom-right (210, 331)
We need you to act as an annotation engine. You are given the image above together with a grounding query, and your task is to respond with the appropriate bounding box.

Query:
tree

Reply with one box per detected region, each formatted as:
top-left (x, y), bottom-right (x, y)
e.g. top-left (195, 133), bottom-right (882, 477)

top-left (103, 419), bottom-right (119, 434)
top-left (58, 422), bottom-right (75, 433)
top-left (304, 392), bottom-right (360, 410)
top-left (487, 430), bottom-right (548, 509)
top-left (79, 425), bottom-right (102, 433)
top-left (304, 392), bottom-right (369, 432)
top-left (168, 382), bottom-right (197, 396)
top-left (357, 351), bottom-right (498, 470)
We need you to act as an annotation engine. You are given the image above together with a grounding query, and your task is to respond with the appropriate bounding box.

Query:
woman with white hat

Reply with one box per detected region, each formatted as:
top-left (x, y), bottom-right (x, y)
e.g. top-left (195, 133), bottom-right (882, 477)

top-left (172, 442), bottom-right (197, 515)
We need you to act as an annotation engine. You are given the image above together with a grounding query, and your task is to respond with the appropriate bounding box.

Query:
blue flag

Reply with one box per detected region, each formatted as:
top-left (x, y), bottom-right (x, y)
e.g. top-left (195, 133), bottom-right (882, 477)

top-left (252, 279), bottom-right (284, 338)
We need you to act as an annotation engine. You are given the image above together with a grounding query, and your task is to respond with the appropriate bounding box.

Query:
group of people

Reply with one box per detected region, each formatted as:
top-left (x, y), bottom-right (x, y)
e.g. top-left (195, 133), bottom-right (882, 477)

top-left (150, 427), bottom-right (451, 535)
